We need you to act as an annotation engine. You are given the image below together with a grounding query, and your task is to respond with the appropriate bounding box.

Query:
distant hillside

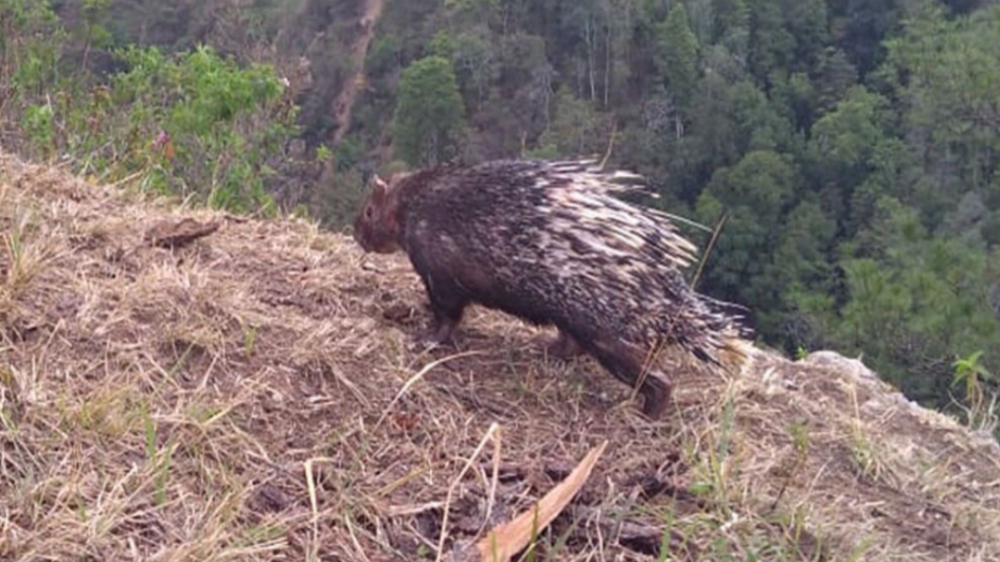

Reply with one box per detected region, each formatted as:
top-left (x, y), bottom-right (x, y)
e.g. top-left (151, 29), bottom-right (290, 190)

top-left (1, 149), bottom-right (999, 561)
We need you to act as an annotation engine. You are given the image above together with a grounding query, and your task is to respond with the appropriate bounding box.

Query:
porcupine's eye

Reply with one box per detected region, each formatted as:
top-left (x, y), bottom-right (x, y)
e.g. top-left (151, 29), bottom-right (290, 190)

top-left (365, 205), bottom-right (373, 219)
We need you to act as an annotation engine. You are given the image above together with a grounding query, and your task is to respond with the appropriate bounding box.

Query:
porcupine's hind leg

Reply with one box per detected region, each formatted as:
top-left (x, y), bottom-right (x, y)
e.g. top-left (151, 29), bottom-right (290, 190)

top-left (585, 337), bottom-right (673, 419)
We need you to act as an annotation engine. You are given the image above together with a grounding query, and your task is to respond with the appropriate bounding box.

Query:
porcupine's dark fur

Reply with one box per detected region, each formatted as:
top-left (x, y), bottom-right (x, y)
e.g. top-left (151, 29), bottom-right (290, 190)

top-left (352, 158), bottom-right (752, 418)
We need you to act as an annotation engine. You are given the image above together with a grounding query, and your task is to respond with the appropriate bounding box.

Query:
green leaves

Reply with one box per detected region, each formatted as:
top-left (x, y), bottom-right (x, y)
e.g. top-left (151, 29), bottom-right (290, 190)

top-left (392, 55), bottom-right (467, 166)
top-left (5, 31), bottom-right (295, 215)
top-left (98, 44), bottom-right (292, 213)
top-left (21, 103), bottom-right (55, 159)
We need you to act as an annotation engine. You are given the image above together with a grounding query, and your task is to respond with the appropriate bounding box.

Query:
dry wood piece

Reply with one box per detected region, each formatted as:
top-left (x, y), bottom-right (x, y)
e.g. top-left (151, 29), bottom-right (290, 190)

top-left (450, 441), bottom-right (608, 562)
top-left (144, 218), bottom-right (221, 248)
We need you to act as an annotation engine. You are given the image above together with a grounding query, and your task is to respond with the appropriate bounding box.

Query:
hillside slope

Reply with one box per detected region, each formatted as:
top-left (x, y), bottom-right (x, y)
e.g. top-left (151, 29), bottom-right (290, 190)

top-left (1, 150), bottom-right (999, 561)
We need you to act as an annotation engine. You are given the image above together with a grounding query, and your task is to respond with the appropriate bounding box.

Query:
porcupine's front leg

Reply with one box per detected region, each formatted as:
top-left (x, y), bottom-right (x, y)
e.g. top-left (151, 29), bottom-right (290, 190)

top-left (415, 275), bottom-right (468, 349)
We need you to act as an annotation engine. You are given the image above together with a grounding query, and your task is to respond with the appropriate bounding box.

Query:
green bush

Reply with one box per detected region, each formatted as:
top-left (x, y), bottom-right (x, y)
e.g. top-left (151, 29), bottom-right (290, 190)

top-left (1, 3), bottom-right (298, 216)
top-left (69, 45), bottom-right (297, 214)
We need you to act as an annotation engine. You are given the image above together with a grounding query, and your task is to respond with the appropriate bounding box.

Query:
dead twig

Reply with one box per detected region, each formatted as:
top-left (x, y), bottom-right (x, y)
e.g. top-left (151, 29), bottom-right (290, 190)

top-left (143, 217), bottom-right (222, 249)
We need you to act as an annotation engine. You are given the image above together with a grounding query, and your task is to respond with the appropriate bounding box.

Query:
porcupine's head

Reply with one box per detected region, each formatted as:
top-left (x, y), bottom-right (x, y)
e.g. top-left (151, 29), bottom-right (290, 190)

top-left (353, 173), bottom-right (410, 254)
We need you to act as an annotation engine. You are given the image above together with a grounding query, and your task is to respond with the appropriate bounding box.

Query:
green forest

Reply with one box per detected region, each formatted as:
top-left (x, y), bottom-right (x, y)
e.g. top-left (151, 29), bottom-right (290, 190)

top-left (2, 0), bottom-right (999, 426)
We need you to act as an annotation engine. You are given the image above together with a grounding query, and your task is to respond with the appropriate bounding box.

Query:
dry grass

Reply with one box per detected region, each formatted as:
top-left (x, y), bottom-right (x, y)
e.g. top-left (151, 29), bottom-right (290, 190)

top-left (1, 147), bottom-right (999, 561)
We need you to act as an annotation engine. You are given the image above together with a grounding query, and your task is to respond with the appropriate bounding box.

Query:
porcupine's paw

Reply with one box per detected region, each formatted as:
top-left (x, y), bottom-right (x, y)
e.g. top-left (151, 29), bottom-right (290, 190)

top-left (411, 322), bottom-right (457, 352)
top-left (639, 371), bottom-right (673, 420)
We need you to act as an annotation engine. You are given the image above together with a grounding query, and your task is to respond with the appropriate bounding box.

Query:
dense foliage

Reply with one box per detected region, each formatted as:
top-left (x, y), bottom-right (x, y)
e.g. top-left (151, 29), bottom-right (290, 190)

top-left (2, 0), bottom-right (998, 423)
top-left (1, 0), bottom-right (304, 214)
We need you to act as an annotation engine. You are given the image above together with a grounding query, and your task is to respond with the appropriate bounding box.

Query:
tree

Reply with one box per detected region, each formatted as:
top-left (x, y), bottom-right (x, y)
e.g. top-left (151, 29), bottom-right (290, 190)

top-left (657, 3), bottom-right (700, 129)
top-left (769, 198), bottom-right (837, 348)
top-left (537, 85), bottom-right (605, 156)
top-left (806, 85), bottom-right (892, 224)
top-left (746, 0), bottom-right (795, 81)
top-left (813, 47), bottom-right (858, 114)
top-left (392, 55), bottom-right (467, 166)
top-left (830, 0), bottom-right (902, 76)
top-left (830, 197), bottom-right (1000, 409)
top-left (712, 0), bottom-right (750, 52)
top-left (695, 149), bottom-right (799, 331)
top-left (877, 4), bottom-right (1000, 227)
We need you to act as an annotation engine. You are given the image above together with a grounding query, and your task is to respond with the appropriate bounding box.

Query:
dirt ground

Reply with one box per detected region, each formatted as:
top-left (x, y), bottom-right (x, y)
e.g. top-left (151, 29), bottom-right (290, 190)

top-left (2, 149), bottom-right (999, 561)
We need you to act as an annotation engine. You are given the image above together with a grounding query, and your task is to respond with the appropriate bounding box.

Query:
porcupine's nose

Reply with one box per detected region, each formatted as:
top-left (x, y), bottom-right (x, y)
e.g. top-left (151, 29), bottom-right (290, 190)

top-left (350, 226), bottom-right (369, 253)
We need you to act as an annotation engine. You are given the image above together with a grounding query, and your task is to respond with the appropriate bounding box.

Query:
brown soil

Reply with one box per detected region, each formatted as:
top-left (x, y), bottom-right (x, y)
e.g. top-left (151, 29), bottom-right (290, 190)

top-left (1, 149), bottom-right (999, 561)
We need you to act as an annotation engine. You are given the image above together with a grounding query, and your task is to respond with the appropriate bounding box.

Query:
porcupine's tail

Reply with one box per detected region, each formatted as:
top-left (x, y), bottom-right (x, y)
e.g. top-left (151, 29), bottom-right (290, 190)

top-left (675, 290), bottom-right (756, 373)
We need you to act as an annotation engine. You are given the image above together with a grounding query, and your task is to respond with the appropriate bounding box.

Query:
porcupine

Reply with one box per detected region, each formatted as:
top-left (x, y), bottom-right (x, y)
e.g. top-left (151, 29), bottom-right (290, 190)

top-left (352, 158), bottom-right (752, 419)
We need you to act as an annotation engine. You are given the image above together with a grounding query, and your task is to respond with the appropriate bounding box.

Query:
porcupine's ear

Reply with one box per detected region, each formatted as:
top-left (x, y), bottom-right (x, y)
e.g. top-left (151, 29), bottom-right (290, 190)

top-left (373, 174), bottom-right (388, 193)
